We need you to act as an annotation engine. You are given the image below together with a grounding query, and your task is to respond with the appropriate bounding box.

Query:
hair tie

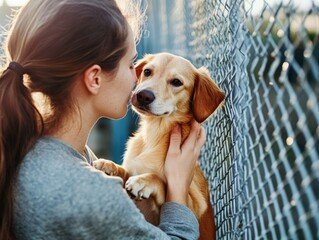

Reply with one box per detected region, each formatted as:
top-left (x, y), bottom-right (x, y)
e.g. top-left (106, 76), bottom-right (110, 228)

top-left (7, 61), bottom-right (26, 77)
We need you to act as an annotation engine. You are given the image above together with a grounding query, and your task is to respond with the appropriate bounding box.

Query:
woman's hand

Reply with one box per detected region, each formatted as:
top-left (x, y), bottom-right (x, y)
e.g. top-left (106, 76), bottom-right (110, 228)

top-left (164, 121), bottom-right (206, 206)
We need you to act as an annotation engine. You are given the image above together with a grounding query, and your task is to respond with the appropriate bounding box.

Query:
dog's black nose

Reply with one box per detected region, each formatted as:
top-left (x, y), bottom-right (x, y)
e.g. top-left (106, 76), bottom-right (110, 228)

top-left (136, 90), bottom-right (155, 106)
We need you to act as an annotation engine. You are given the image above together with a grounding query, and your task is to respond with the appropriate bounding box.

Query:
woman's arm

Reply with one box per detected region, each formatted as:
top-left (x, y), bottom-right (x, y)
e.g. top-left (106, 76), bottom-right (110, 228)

top-left (164, 122), bottom-right (206, 206)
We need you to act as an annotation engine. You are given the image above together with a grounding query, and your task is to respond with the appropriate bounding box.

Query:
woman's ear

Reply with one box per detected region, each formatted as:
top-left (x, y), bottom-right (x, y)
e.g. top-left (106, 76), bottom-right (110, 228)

top-left (192, 67), bottom-right (225, 123)
top-left (135, 54), bottom-right (153, 81)
top-left (83, 64), bottom-right (102, 95)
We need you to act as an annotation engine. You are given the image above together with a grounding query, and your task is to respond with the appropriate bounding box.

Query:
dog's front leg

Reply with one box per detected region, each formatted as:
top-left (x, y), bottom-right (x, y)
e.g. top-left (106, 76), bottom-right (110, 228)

top-left (125, 173), bottom-right (165, 207)
top-left (93, 159), bottom-right (130, 183)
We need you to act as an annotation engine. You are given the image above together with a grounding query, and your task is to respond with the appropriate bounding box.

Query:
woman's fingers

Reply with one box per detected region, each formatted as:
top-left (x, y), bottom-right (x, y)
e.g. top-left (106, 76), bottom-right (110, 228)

top-left (194, 126), bottom-right (206, 158)
top-left (166, 121), bottom-right (206, 167)
top-left (167, 122), bottom-right (206, 159)
top-left (182, 121), bottom-right (205, 156)
top-left (167, 125), bottom-right (182, 156)
top-left (164, 122), bottom-right (206, 205)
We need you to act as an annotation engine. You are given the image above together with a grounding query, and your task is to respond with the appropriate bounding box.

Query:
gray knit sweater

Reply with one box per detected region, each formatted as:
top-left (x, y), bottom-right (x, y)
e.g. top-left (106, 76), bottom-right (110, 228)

top-left (13, 136), bottom-right (199, 240)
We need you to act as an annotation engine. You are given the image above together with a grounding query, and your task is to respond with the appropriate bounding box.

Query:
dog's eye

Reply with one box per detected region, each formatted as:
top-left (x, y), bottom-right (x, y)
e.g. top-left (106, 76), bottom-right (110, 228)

top-left (144, 69), bottom-right (152, 77)
top-left (170, 79), bottom-right (183, 87)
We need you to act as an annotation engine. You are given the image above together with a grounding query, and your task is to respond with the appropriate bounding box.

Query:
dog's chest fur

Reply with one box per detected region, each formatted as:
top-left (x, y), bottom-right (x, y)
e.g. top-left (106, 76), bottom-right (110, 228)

top-left (123, 125), bottom-right (169, 178)
top-left (123, 118), bottom-right (192, 178)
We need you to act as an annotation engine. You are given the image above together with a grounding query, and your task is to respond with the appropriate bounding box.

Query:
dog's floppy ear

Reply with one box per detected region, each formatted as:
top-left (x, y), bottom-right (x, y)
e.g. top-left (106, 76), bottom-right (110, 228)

top-left (192, 67), bottom-right (225, 123)
top-left (135, 54), bottom-right (154, 80)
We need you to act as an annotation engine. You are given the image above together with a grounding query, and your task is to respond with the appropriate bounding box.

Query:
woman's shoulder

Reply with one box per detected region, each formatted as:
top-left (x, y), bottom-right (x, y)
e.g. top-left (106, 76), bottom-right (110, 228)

top-left (14, 136), bottom-right (132, 238)
top-left (18, 137), bottom-right (108, 185)
top-left (15, 136), bottom-right (125, 214)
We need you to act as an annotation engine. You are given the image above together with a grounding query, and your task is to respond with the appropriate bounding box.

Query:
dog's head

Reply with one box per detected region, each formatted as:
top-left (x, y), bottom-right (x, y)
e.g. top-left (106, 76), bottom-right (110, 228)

top-left (131, 53), bottom-right (225, 123)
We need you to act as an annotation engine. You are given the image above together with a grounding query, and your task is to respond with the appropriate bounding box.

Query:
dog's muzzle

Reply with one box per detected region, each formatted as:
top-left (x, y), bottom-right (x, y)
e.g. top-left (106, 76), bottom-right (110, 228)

top-left (131, 90), bottom-right (155, 110)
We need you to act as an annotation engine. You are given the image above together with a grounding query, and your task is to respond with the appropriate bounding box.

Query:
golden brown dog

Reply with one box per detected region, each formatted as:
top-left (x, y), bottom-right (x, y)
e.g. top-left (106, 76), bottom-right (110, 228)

top-left (94, 52), bottom-right (224, 240)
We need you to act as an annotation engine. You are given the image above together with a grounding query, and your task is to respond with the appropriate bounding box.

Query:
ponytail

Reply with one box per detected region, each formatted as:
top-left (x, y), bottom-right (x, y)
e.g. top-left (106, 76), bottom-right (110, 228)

top-left (0, 66), bottom-right (43, 240)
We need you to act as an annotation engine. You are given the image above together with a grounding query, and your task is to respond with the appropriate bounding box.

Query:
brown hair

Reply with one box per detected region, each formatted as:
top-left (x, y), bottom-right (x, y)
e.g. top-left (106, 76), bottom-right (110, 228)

top-left (0, 0), bottom-right (142, 238)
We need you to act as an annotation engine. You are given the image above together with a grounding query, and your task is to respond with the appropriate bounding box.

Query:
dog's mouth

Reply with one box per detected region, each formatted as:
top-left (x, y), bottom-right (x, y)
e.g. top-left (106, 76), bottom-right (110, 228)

top-left (131, 103), bottom-right (150, 115)
top-left (130, 92), bottom-right (170, 117)
top-left (131, 103), bottom-right (170, 117)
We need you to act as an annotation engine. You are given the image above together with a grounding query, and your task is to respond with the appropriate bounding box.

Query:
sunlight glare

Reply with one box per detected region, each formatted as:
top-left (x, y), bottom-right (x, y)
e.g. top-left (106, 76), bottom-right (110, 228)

top-left (4, 0), bottom-right (28, 7)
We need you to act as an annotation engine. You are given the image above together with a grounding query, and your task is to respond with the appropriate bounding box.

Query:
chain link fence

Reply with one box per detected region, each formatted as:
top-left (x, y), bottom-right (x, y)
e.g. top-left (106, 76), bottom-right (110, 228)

top-left (138, 0), bottom-right (319, 239)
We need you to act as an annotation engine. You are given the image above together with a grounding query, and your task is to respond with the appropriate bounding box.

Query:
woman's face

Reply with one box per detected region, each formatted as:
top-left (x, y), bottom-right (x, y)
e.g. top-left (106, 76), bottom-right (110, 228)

top-left (100, 28), bottom-right (138, 119)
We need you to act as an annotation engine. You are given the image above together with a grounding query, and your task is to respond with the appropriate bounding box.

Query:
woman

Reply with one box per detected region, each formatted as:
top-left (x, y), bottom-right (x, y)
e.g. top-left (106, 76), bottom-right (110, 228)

top-left (0, 1), bottom-right (206, 239)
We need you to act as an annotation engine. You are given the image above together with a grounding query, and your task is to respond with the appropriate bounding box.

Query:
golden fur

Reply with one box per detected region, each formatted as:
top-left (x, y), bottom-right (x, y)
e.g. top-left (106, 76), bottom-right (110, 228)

top-left (94, 52), bottom-right (225, 240)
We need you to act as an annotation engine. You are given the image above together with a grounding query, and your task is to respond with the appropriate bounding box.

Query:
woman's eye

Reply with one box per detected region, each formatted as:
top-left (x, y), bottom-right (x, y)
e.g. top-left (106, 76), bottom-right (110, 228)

top-left (170, 79), bottom-right (183, 87)
top-left (144, 69), bottom-right (152, 77)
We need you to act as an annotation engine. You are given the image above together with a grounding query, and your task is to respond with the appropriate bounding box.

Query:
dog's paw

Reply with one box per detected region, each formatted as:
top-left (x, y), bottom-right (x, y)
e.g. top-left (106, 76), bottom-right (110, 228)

top-left (93, 159), bottom-right (118, 176)
top-left (125, 175), bottom-right (153, 201)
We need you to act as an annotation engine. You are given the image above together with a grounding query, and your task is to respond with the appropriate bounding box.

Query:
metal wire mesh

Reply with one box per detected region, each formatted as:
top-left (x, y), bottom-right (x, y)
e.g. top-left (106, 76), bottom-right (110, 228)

top-left (139, 0), bottom-right (319, 238)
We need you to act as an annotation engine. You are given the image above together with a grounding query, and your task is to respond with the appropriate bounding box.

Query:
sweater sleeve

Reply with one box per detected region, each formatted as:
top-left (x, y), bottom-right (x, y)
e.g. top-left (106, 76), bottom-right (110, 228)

top-left (14, 139), bottom-right (199, 240)
top-left (47, 167), bottom-right (199, 240)
top-left (159, 202), bottom-right (200, 239)
top-left (85, 146), bottom-right (199, 239)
